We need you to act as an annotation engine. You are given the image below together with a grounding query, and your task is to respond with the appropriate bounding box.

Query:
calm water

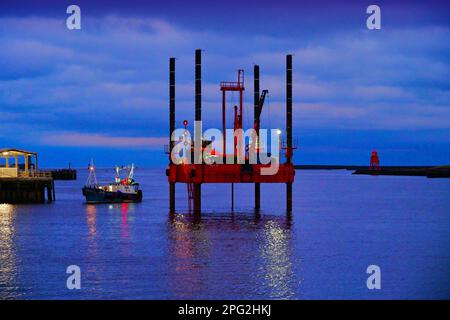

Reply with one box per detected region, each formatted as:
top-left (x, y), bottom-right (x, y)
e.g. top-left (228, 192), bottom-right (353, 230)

top-left (0, 169), bottom-right (449, 299)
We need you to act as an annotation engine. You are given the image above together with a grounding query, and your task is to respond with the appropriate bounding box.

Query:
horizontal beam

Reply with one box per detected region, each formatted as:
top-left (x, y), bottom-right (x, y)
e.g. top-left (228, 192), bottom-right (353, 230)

top-left (168, 163), bottom-right (295, 183)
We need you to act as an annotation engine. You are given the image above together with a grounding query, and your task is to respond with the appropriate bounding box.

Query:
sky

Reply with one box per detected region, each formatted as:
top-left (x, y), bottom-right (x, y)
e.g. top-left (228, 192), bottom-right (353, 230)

top-left (0, 0), bottom-right (449, 167)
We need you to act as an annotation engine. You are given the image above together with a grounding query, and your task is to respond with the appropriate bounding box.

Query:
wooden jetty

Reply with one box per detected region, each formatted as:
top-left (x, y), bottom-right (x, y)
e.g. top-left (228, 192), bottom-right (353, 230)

top-left (0, 176), bottom-right (55, 203)
top-left (47, 169), bottom-right (77, 180)
top-left (0, 148), bottom-right (56, 203)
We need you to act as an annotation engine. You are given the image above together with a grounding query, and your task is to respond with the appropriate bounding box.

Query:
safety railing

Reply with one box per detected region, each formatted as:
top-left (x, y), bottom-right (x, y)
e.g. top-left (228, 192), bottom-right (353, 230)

top-left (23, 171), bottom-right (53, 178)
top-left (0, 167), bottom-right (18, 178)
top-left (220, 81), bottom-right (244, 89)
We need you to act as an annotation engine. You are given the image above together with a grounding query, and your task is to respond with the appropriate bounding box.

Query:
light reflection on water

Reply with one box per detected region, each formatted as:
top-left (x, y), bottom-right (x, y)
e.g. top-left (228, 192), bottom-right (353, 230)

top-left (86, 204), bottom-right (97, 238)
top-left (166, 212), bottom-right (298, 299)
top-left (0, 204), bottom-right (19, 299)
top-left (258, 220), bottom-right (297, 299)
top-left (167, 214), bottom-right (207, 298)
top-left (81, 202), bottom-right (137, 295)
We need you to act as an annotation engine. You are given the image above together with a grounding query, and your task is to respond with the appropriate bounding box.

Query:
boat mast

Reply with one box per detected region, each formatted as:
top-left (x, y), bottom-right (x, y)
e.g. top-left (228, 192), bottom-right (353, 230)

top-left (115, 166), bottom-right (121, 183)
top-left (86, 159), bottom-right (98, 186)
top-left (128, 163), bottom-right (135, 180)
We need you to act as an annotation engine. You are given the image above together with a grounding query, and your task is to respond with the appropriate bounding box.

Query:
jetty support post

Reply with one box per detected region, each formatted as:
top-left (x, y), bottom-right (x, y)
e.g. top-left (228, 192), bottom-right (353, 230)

top-left (46, 180), bottom-right (53, 203)
top-left (254, 64), bottom-right (261, 210)
top-left (169, 57), bottom-right (176, 212)
top-left (286, 54), bottom-right (293, 213)
top-left (194, 49), bottom-right (202, 214)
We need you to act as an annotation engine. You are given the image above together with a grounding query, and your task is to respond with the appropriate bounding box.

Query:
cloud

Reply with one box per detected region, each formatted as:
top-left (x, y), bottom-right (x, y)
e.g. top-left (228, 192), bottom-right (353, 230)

top-left (40, 132), bottom-right (166, 148)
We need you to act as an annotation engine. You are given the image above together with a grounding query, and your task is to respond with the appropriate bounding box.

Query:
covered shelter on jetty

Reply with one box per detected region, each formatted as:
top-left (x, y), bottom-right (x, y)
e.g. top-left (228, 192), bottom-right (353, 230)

top-left (0, 148), bottom-right (39, 178)
top-left (0, 148), bottom-right (55, 203)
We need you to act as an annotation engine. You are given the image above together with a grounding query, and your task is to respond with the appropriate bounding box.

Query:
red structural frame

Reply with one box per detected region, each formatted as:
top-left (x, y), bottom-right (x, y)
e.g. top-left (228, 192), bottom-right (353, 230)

top-left (168, 163), bottom-right (295, 184)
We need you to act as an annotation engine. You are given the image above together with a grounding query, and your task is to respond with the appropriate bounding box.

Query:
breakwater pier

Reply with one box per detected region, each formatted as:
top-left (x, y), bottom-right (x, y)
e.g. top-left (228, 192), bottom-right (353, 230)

top-left (294, 165), bottom-right (450, 178)
top-left (46, 168), bottom-right (77, 180)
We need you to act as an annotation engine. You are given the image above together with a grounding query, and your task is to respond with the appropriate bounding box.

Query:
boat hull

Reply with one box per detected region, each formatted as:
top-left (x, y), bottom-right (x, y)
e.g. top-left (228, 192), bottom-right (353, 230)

top-left (82, 187), bottom-right (143, 204)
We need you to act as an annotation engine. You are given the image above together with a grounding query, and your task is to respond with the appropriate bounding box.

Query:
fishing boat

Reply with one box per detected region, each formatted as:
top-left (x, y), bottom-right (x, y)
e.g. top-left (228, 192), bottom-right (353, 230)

top-left (82, 160), bottom-right (143, 203)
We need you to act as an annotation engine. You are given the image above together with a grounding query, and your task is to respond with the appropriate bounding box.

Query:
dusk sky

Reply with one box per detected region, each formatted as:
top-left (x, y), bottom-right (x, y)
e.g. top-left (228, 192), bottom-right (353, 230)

top-left (1, 0), bottom-right (449, 167)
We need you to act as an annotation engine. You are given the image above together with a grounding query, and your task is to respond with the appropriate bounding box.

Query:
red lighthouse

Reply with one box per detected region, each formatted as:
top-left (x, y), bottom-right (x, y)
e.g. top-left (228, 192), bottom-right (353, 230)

top-left (369, 149), bottom-right (380, 170)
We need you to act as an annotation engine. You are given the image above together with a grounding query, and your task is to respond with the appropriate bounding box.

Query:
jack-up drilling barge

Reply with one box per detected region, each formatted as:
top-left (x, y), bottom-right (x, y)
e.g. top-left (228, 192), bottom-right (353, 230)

top-left (166, 50), bottom-right (295, 214)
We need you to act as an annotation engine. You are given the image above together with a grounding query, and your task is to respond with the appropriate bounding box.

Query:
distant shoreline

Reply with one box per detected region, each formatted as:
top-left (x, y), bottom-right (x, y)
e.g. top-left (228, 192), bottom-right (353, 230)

top-left (294, 165), bottom-right (450, 178)
top-left (294, 165), bottom-right (433, 170)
